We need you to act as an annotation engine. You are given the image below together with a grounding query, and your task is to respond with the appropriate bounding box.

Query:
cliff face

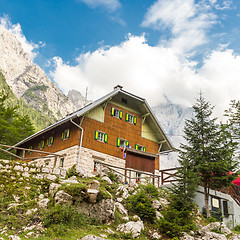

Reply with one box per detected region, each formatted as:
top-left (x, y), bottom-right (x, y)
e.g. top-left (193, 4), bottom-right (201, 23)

top-left (0, 25), bottom-right (80, 119)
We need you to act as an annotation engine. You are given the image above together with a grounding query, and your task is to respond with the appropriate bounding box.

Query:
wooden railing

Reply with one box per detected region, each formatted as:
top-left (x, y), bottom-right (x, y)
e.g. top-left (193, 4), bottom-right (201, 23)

top-left (0, 144), bottom-right (64, 166)
top-left (94, 160), bottom-right (181, 186)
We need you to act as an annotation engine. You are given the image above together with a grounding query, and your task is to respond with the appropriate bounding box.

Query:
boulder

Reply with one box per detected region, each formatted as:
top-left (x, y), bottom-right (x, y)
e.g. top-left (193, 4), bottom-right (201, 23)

top-left (199, 222), bottom-right (232, 236)
top-left (152, 200), bottom-right (161, 210)
top-left (180, 232), bottom-right (195, 240)
top-left (228, 234), bottom-right (240, 240)
top-left (49, 183), bottom-right (61, 197)
top-left (55, 190), bottom-right (73, 205)
top-left (61, 179), bottom-right (79, 184)
top-left (38, 198), bottom-right (50, 209)
top-left (117, 220), bottom-right (144, 238)
top-left (81, 235), bottom-right (107, 240)
top-left (77, 199), bottom-right (115, 223)
top-left (204, 231), bottom-right (227, 240)
top-left (158, 197), bottom-right (169, 207)
top-left (8, 236), bottom-right (21, 240)
top-left (115, 202), bottom-right (128, 216)
top-left (101, 176), bottom-right (113, 185)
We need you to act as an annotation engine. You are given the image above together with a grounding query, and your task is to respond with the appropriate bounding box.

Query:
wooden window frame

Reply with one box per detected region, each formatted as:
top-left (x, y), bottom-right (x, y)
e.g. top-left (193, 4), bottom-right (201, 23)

top-left (111, 107), bottom-right (123, 119)
top-left (62, 129), bottom-right (70, 141)
top-left (126, 113), bottom-right (137, 125)
top-left (47, 136), bottom-right (54, 146)
top-left (95, 131), bottom-right (108, 143)
top-left (117, 138), bottom-right (129, 148)
top-left (38, 140), bottom-right (44, 150)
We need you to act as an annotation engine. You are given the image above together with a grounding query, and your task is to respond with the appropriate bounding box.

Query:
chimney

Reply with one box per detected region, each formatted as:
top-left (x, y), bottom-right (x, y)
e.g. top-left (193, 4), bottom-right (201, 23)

top-left (114, 85), bottom-right (123, 90)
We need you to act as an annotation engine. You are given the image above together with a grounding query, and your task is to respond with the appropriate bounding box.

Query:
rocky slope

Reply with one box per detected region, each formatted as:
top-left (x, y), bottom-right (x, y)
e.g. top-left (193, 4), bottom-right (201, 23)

top-left (0, 25), bottom-right (83, 120)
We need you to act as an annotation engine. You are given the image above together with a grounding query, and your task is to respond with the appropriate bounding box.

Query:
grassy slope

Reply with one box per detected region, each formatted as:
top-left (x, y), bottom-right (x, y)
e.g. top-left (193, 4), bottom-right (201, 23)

top-left (0, 71), bottom-right (56, 132)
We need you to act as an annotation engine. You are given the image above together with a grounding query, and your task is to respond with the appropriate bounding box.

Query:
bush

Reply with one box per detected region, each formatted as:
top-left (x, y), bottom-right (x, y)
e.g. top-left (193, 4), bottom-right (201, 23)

top-left (107, 171), bottom-right (118, 183)
top-left (142, 184), bottom-right (159, 199)
top-left (128, 191), bottom-right (156, 222)
top-left (66, 165), bottom-right (78, 178)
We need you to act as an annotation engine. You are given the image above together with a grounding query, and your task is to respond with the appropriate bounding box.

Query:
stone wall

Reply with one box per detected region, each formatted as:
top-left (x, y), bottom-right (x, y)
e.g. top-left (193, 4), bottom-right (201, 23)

top-left (0, 159), bottom-right (67, 181)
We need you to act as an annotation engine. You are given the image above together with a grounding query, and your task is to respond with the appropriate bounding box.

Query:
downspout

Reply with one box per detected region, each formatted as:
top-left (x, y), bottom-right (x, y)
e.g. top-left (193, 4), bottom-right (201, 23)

top-left (70, 118), bottom-right (84, 168)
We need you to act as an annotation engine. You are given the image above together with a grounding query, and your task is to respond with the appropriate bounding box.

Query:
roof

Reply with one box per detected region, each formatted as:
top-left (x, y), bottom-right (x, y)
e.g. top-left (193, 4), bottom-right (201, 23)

top-left (14, 86), bottom-right (174, 152)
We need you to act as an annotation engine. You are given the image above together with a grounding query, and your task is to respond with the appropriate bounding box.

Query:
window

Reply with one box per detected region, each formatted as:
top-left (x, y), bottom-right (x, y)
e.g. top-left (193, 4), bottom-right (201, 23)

top-left (28, 146), bottom-right (33, 154)
top-left (47, 136), bottom-right (54, 146)
top-left (111, 107), bottom-right (123, 119)
top-left (60, 157), bottom-right (64, 167)
top-left (135, 144), bottom-right (146, 151)
top-left (38, 140), bottom-right (44, 150)
top-left (62, 129), bottom-right (70, 140)
top-left (126, 113), bottom-right (137, 125)
top-left (211, 197), bottom-right (221, 212)
top-left (136, 172), bottom-right (141, 183)
top-left (95, 131), bottom-right (108, 143)
top-left (117, 138), bottom-right (129, 148)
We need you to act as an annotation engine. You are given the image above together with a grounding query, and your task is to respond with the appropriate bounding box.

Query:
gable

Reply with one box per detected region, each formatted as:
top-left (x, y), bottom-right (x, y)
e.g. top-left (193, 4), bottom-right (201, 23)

top-left (86, 104), bottom-right (104, 122)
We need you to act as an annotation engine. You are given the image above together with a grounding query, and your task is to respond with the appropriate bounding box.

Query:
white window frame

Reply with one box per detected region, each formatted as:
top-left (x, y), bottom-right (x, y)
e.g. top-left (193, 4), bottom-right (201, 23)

top-left (98, 131), bottom-right (105, 142)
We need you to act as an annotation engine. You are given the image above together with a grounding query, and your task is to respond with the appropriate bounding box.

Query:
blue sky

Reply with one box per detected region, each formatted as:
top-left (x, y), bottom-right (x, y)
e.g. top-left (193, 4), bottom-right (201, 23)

top-left (1, 0), bottom-right (240, 119)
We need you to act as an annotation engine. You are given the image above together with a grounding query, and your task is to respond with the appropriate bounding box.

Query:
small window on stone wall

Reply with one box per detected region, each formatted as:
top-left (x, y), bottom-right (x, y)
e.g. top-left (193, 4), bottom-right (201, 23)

top-left (60, 157), bottom-right (64, 167)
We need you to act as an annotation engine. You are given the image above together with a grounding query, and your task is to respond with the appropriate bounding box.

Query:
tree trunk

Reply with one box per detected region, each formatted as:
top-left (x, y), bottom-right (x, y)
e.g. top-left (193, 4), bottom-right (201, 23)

top-left (204, 185), bottom-right (211, 218)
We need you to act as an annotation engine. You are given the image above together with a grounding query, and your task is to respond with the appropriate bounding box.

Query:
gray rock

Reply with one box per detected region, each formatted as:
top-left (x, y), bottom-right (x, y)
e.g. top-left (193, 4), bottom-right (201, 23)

top-left (199, 222), bottom-right (232, 236)
top-left (81, 235), bottom-right (107, 240)
top-left (61, 179), bottom-right (79, 184)
top-left (115, 202), bottom-right (128, 216)
top-left (228, 234), bottom-right (240, 240)
top-left (101, 176), bottom-right (113, 185)
top-left (78, 199), bottom-right (115, 223)
top-left (180, 232), bottom-right (195, 240)
top-left (55, 190), bottom-right (73, 205)
top-left (152, 200), bottom-right (161, 210)
top-left (8, 236), bottom-right (21, 240)
top-left (117, 220), bottom-right (144, 238)
top-left (156, 211), bottom-right (163, 220)
top-left (158, 197), bottom-right (169, 206)
top-left (38, 198), bottom-right (50, 209)
top-left (45, 174), bottom-right (57, 181)
top-left (204, 231), bottom-right (227, 240)
top-left (49, 183), bottom-right (61, 197)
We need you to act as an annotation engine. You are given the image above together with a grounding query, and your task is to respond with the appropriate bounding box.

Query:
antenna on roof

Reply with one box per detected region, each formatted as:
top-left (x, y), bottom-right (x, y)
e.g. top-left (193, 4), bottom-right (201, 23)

top-left (114, 85), bottom-right (123, 90)
top-left (84, 87), bottom-right (88, 106)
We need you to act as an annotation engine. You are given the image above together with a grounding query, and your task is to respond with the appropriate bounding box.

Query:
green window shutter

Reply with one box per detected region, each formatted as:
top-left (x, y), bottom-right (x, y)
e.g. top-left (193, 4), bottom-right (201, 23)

top-left (66, 129), bottom-right (70, 138)
top-left (94, 131), bottom-right (99, 140)
top-left (117, 138), bottom-right (121, 147)
top-left (111, 107), bottom-right (115, 116)
top-left (42, 141), bottom-right (44, 148)
top-left (119, 111), bottom-right (123, 119)
top-left (135, 144), bottom-right (138, 150)
top-left (104, 133), bottom-right (108, 143)
top-left (61, 132), bottom-right (64, 140)
top-left (125, 113), bottom-right (129, 122)
top-left (143, 147), bottom-right (146, 152)
top-left (46, 139), bottom-right (49, 146)
top-left (50, 136), bottom-right (54, 145)
top-left (126, 141), bottom-right (129, 147)
top-left (134, 116), bottom-right (137, 125)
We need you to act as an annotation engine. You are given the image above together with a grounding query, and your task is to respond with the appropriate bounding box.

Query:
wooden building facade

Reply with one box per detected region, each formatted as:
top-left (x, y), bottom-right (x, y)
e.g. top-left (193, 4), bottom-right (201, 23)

top-left (15, 86), bottom-right (174, 178)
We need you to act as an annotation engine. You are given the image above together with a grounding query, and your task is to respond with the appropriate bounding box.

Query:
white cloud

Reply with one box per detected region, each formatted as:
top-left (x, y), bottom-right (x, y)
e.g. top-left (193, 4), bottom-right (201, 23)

top-left (50, 34), bottom-right (240, 119)
top-left (0, 15), bottom-right (41, 59)
top-left (78, 0), bottom-right (121, 11)
top-left (141, 0), bottom-right (217, 55)
top-left (209, 0), bottom-right (232, 10)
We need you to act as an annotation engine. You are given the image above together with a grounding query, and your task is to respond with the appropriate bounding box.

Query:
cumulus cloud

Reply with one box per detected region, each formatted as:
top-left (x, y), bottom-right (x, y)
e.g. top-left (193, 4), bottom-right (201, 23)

top-left (0, 15), bottom-right (42, 59)
top-left (141, 0), bottom-right (217, 55)
top-left (78, 0), bottom-right (121, 11)
top-left (49, 34), bottom-right (240, 119)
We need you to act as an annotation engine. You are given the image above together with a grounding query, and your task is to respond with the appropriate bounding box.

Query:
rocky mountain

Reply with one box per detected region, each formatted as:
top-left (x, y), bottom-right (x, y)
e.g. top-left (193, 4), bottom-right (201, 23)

top-left (0, 25), bottom-right (84, 122)
top-left (152, 99), bottom-right (194, 169)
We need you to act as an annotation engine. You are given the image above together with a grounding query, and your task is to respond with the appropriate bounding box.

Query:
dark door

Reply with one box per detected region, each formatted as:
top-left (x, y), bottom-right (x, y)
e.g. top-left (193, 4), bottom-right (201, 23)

top-left (125, 152), bottom-right (155, 173)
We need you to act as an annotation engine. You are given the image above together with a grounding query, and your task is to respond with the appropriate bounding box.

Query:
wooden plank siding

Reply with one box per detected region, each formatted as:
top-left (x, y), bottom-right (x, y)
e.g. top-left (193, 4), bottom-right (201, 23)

top-left (17, 102), bottom-right (160, 170)
top-left (82, 103), bottom-right (160, 170)
top-left (17, 121), bottom-right (80, 159)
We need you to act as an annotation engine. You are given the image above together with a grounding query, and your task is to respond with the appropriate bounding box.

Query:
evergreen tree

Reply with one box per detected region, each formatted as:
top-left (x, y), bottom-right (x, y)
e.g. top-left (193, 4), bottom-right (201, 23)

top-left (0, 90), bottom-right (34, 159)
top-left (157, 152), bottom-right (198, 238)
top-left (182, 93), bottom-right (238, 218)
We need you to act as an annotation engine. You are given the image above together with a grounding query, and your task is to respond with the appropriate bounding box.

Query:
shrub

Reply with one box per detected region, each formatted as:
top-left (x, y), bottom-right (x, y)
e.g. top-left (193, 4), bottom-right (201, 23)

top-left (128, 191), bottom-right (156, 222)
top-left (142, 184), bottom-right (159, 199)
top-left (107, 171), bottom-right (117, 183)
top-left (66, 164), bottom-right (78, 178)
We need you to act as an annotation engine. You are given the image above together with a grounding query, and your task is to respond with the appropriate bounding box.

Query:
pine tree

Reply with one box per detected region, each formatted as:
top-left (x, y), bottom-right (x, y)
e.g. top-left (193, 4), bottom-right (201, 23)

top-left (157, 150), bottom-right (198, 238)
top-left (0, 90), bottom-right (34, 159)
top-left (182, 93), bottom-right (238, 218)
